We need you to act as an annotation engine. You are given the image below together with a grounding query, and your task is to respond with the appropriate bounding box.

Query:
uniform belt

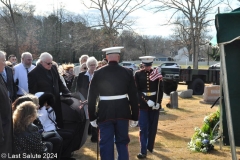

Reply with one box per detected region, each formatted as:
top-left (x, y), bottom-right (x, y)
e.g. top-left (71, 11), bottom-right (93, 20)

top-left (142, 92), bottom-right (156, 96)
top-left (99, 94), bottom-right (127, 100)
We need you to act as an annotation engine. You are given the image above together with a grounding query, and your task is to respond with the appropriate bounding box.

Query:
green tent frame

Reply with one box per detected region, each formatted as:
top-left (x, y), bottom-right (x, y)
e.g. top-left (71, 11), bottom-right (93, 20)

top-left (216, 7), bottom-right (240, 160)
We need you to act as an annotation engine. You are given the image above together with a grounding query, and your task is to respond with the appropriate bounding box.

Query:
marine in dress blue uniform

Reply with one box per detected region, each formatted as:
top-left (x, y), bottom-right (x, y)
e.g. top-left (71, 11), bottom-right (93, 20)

top-left (87, 46), bottom-right (138, 160)
top-left (134, 56), bottom-right (163, 159)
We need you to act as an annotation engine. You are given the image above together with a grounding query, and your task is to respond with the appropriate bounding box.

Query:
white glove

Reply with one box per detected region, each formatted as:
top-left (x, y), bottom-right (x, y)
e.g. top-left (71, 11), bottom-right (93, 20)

top-left (147, 100), bottom-right (155, 107)
top-left (90, 119), bottom-right (98, 128)
top-left (152, 103), bottom-right (160, 110)
top-left (129, 120), bottom-right (138, 127)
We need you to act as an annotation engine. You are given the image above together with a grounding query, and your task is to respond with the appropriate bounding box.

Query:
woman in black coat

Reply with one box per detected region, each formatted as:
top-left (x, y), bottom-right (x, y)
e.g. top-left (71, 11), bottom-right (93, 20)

top-left (62, 64), bottom-right (75, 90)
top-left (13, 101), bottom-right (49, 158)
top-left (76, 56), bottom-right (98, 143)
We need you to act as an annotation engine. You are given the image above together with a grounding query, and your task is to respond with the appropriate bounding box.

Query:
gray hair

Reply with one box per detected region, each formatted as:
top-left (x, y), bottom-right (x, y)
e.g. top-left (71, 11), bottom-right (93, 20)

top-left (21, 52), bottom-right (32, 59)
top-left (86, 56), bottom-right (98, 68)
top-left (79, 55), bottom-right (89, 65)
top-left (39, 52), bottom-right (53, 62)
top-left (0, 50), bottom-right (6, 59)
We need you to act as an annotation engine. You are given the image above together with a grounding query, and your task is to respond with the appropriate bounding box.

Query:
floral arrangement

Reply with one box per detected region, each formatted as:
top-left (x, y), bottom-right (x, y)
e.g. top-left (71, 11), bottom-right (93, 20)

top-left (188, 110), bottom-right (220, 153)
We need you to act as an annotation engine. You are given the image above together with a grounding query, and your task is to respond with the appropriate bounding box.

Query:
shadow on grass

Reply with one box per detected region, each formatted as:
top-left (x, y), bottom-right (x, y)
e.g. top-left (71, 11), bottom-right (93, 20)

top-left (207, 149), bottom-right (229, 157)
top-left (159, 130), bottom-right (190, 142)
top-left (146, 152), bottom-right (172, 160)
top-left (159, 112), bottom-right (178, 121)
top-left (176, 108), bottom-right (193, 113)
top-left (179, 96), bottom-right (200, 100)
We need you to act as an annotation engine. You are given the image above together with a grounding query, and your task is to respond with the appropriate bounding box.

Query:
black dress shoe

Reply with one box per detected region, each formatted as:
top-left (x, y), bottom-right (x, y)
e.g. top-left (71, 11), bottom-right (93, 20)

top-left (91, 138), bottom-right (98, 143)
top-left (137, 153), bottom-right (147, 159)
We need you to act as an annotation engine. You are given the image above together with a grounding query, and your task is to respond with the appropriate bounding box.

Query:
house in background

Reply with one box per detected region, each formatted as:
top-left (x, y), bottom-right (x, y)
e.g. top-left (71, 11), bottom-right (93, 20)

top-left (152, 53), bottom-right (173, 61)
top-left (173, 47), bottom-right (189, 62)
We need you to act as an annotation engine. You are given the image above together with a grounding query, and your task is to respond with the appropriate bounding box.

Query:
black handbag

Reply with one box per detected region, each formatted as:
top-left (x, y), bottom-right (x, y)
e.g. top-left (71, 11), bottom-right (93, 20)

top-left (42, 131), bottom-right (56, 140)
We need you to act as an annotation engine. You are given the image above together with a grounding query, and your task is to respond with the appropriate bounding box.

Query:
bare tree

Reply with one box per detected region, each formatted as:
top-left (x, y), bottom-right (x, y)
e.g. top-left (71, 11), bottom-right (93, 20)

top-left (223, 0), bottom-right (240, 11)
top-left (0, 0), bottom-right (20, 58)
top-left (152, 0), bottom-right (224, 69)
top-left (170, 15), bottom-right (194, 61)
top-left (82, 0), bottom-right (147, 46)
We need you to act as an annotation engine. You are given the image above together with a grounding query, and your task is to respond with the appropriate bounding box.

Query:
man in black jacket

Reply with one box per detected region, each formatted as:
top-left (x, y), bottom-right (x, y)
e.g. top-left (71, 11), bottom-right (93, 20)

top-left (2, 66), bottom-right (17, 102)
top-left (28, 52), bottom-right (70, 128)
top-left (88, 46), bottom-right (138, 160)
top-left (0, 50), bottom-right (12, 156)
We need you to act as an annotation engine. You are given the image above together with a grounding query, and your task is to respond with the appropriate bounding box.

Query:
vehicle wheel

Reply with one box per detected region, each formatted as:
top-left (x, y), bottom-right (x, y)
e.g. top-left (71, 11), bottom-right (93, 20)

top-left (187, 82), bottom-right (192, 89)
top-left (190, 78), bottom-right (204, 95)
top-left (163, 81), bottom-right (178, 95)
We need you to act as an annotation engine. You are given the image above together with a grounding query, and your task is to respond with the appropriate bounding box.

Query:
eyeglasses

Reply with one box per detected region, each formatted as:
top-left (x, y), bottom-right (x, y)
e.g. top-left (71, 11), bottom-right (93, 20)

top-left (44, 61), bottom-right (52, 65)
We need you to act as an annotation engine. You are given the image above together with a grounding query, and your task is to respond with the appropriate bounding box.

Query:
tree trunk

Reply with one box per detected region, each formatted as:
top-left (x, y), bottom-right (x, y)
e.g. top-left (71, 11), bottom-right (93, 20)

top-left (3, 0), bottom-right (20, 59)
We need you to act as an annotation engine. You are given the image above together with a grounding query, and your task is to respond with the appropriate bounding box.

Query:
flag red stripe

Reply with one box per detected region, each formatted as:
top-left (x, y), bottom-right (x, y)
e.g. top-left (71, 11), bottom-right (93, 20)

top-left (149, 68), bottom-right (162, 81)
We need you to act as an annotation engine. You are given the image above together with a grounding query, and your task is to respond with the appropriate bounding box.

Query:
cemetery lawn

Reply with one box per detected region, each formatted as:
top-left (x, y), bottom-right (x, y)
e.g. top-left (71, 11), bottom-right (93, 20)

top-left (74, 84), bottom-right (240, 160)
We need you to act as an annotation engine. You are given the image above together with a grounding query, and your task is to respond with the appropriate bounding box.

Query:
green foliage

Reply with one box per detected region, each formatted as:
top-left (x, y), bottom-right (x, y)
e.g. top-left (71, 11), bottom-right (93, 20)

top-left (188, 110), bottom-right (220, 153)
top-left (208, 46), bottom-right (220, 61)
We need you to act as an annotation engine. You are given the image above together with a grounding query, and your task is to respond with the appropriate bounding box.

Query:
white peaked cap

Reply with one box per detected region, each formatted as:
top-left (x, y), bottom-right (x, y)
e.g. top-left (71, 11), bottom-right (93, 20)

top-left (139, 56), bottom-right (156, 63)
top-left (35, 92), bottom-right (44, 98)
top-left (102, 46), bottom-right (124, 55)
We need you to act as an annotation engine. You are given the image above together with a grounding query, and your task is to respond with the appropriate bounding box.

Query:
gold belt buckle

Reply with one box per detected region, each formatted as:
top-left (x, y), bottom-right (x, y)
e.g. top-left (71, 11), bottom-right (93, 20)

top-left (146, 92), bottom-right (151, 96)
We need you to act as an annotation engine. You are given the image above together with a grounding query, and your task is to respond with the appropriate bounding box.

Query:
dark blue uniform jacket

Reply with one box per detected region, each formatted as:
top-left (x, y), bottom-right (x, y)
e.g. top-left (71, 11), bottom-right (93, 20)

top-left (88, 61), bottom-right (138, 123)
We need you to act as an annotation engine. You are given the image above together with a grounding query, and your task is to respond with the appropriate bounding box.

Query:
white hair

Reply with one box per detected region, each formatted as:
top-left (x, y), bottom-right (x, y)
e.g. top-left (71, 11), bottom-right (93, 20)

top-left (39, 52), bottom-right (53, 61)
top-left (79, 55), bottom-right (89, 65)
top-left (0, 51), bottom-right (6, 59)
top-left (86, 56), bottom-right (98, 68)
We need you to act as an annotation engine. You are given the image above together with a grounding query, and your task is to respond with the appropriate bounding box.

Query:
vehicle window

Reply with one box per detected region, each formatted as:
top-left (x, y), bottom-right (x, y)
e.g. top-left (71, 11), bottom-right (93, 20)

top-left (166, 63), bottom-right (175, 66)
top-left (123, 63), bottom-right (130, 66)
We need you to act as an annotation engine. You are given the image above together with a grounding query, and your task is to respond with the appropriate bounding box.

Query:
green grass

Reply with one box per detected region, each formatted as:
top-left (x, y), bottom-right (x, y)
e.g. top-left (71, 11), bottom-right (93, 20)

top-left (180, 65), bottom-right (209, 69)
top-left (151, 64), bottom-right (210, 69)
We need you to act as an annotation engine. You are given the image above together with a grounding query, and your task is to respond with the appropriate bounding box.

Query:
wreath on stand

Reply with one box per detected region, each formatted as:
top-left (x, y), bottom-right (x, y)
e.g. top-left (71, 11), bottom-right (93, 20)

top-left (188, 110), bottom-right (220, 153)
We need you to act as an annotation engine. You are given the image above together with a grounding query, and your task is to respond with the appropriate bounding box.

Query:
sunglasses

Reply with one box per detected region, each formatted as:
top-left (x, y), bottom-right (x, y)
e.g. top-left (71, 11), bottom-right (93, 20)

top-left (44, 61), bottom-right (52, 65)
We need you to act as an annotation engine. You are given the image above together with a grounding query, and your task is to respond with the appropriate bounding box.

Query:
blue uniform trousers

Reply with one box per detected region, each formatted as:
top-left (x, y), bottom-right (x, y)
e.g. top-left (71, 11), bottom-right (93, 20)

top-left (139, 109), bottom-right (159, 154)
top-left (98, 119), bottom-right (130, 160)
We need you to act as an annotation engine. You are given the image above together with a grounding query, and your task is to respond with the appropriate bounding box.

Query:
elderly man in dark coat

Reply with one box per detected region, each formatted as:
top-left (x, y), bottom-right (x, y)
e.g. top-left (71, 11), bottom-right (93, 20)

top-left (0, 50), bottom-right (13, 155)
top-left (28, 52), bottom-right (70, 128)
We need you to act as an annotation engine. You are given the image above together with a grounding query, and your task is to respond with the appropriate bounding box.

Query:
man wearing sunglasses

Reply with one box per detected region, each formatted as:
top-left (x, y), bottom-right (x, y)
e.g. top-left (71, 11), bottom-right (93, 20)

top-left (28, 52), bottom-right (70, 128)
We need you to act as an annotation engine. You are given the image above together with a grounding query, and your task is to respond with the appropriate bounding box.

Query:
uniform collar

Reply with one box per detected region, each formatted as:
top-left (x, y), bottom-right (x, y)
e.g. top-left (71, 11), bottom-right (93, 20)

top-left (108, 61), bottom-right (118, 65)
top-left (144, 69), bottom-right (153, 73)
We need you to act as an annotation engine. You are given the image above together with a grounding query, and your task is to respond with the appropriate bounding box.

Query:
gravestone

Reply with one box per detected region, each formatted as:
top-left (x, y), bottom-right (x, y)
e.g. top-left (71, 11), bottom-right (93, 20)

top-left (170, 91), bottom-right (178, 108)
top-left (203, 85), bottom-right (220, 103)
top-left (179, 89), bottom-right (193, 98)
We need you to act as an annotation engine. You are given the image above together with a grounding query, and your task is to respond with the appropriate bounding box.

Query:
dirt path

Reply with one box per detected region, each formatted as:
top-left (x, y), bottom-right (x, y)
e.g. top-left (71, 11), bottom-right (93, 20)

top-left (74, 84), bottom-right (240, 160)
